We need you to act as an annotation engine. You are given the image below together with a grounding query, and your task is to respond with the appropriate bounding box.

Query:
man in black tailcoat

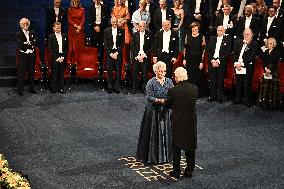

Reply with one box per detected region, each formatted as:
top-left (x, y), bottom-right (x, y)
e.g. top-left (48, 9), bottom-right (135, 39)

top-left (166, 67), bottom-right (198, 179)
top-left (17, 18), bottom-right (38, 96)
top-left (89, 0), bottom-right (110, 65)
top-left (131, 21), bottom-right (153, 93)
top-left (48, 22), bottom-right (68, 94)
top-left (207, 25), bottom-right (231, 102)
top-left (153, 0), bottom-right (175, 32)
top-left (153, 20), bottom-right (179, 79)
top-left (45, 0), bottom-right (66, 43)
top-left (104, 17), bottom-right (125, 94)
top-left (232, 28), bottom-right (258, 107)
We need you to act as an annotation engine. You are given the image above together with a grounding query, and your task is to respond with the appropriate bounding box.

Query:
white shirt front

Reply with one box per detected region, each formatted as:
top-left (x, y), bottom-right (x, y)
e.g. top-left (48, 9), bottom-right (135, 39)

top-left (217, 0), bottom-right (223, 11)
top-left (213, 36), bottom-right (223, 59)
top-left (21, 29), bottom-right (34, 54)
top-left (195, 0), bottom-right (201, 13)
top-left (54, 7), bottom-right (59, 21)
top-left (245, 15), bottom-right (252, 29)
top-left (112, 27), bottom-right (117, 49)
top-left (238, 0), bottom-right (247, 17)
top-left (146, 4), bottom-right (150, 12)
top-left (161, 9), bottom-right (167, 24)
top-left (266, 16), bottom-right (275, 36)
top-left (162, 30), bottom-right (171, 53)
top-left (223, 14), bottom-right (230, 29)
top-left (55, 32), bottom-right (63, 53)
top-left (95, 4), bottom-right (102, 25)
top-left (139, 31), bottom-right (146, 56)
top-left (238, 43), bottom-right (247, 63)
top-left (125, 0), bottom-right (128, 7)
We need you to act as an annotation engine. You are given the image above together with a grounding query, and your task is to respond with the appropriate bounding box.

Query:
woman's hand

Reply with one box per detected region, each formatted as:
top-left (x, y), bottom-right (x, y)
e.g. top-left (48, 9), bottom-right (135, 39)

top-left (199, 63), bottom-right (203, 70)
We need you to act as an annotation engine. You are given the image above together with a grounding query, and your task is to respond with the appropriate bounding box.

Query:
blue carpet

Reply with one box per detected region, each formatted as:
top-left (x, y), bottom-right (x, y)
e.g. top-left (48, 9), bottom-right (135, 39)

top-left (0, 84), bottom-right (283, 188)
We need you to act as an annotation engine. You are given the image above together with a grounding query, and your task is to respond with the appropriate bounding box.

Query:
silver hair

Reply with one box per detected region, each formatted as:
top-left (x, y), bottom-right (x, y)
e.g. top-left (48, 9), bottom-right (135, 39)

top-left (19, 18), bottom-right (30, 28)
top-left (174, 67), bottom-right (188, 81)
top-left (153, 61), bottom-right (166, 72)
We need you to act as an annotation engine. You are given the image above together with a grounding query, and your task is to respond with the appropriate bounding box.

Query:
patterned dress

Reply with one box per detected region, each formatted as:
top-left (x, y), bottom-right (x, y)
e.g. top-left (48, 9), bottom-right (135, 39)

top-left (137, 77), bottom-right (173, 164)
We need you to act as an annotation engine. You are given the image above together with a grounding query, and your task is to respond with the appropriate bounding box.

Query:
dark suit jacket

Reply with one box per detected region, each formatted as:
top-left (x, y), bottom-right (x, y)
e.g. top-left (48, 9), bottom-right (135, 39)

top-left (232, 39), bottom-right (258, 69)
top-left (153, 8), bottom-right (175, 32)
top-left (236, 15), bottom-right (260, 38)
top-left (153, 30), bottom-right (179, 59)
top-left (188, 0), bottom-right (208, 22)
top-left (45, 6), bottom-right (66, 36)
top-left (131, 30), bottom-right (153, 58)
top-left (126, 0), bottom-right (136, 16)
top-left (17, 30), bottom-right (37, 53)
top-left (207, 35), bottom-right (231, 67)
top-left (48, 33), bottom-right (68, 62)
top-left (215, 13), bottom-right (237, 36)
top-left (260, 16), bottom-right (282, 42)
top-left (103, 27), bottom-right (125, 55)
top-left (167, 81), bottom-right (198, 151)
top-left (89, 2), bottom-right (109, 32)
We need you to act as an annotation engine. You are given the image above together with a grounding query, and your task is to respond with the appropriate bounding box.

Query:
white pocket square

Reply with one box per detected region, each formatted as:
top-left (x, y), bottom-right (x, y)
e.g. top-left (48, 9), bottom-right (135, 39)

top-left (172, 38), bottom-right (175, 40)
top-left (249, 62), bottom-right (253, 64)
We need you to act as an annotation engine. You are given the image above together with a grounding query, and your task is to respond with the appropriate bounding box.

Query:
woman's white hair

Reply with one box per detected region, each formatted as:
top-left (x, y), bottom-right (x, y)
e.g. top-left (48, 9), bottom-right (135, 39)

top-left (19, 18), bottom-right (30, 28)
top-left (153, 61), bottom-right (166, 72)
top-left (174, 67), bottom-right (188, 81)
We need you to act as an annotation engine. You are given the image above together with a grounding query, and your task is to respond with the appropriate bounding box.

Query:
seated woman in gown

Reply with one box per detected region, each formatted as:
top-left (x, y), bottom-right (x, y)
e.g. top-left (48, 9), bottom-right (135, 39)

top-left (257, 37), bottom-right (282, 109)
top-left (136, 61), bottom-right (173, 164)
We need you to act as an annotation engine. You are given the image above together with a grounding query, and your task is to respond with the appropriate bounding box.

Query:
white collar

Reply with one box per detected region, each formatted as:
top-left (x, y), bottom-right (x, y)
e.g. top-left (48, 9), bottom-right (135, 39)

top-left (55, 32), bottom-right (62, 36)
top-left (163, 30), bottom-right (171, 35)
top-left (140, 31), bottom-right (145, 35)
top-left (246, 15), bottom-right (252, 20)
top-left (268, 16), bottom-right (275, 20)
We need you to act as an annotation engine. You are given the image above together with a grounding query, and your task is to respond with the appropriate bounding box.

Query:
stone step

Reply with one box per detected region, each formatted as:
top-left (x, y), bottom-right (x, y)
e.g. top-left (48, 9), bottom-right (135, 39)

top-left (0, 66), bottom-right (17, 77)
top-left (0, 76), bottom-right (17, 87)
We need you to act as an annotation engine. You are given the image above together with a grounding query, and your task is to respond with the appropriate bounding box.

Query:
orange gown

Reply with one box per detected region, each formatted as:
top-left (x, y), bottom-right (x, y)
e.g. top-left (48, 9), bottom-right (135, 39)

top-left (68, 7), bottom-right (85, 63)
top-left (112, 5), bottom-right (131, 44)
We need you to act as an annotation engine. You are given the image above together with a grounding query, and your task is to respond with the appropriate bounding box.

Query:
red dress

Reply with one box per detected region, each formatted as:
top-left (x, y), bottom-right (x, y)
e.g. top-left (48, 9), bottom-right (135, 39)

top-left (68, 6), bottom-right (85, 63)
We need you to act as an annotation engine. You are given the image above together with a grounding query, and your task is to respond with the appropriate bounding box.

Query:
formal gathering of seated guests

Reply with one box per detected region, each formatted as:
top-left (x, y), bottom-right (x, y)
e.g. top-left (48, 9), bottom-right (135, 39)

top-left (16, 0), bottom-right (284, 109)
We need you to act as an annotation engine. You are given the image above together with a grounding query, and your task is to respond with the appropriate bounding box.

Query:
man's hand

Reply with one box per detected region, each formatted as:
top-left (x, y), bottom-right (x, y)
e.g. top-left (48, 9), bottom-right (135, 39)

top-left (199, 63), bottom-right (204, 70)
top-left (183, 59), bottom-right (186, 66)
top-left (235, 63), bottom-right (242, 71)
top-left (94, 26), bottom-right (100, 32)
top-left (153, 57), bottom-right (157, 64)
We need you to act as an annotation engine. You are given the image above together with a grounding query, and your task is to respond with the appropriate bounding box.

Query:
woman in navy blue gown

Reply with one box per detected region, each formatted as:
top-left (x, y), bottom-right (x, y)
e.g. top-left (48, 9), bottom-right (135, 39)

top-left (136, 61), bottom-right (173, 164)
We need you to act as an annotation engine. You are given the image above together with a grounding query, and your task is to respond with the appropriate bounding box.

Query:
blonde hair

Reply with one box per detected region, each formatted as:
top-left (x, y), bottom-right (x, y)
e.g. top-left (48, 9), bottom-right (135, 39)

top-left (266, 37), bottom-right (277, 47)
top-left (70, 0), bottom-right (81, 7)
top-left (19, 18), bottom-right (30, 28)
top-left (153, 61), bottom-right (166, 72)
top-left (174, 67), bottom-right (188, 81)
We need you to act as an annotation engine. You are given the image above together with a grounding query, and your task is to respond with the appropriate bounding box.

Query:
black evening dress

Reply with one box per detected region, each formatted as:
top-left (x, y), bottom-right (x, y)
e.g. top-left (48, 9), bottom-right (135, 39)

top-left (257, 49), bottom-right (282, 109)
top-left (136, 77), bottom-right (173, 164)
top-left (185, 33), bottom-right (205, 97)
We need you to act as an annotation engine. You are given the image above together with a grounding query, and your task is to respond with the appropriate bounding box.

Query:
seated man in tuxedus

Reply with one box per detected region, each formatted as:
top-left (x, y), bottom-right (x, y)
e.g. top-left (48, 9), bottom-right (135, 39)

top-left (17, 18), bottom-right (38, 96)
top-left (104, 17), bottom-right (125, 94)
top-left (48, 22), bottom-right (68, 94)
top-left (166, 67), bottom-right (198, 179)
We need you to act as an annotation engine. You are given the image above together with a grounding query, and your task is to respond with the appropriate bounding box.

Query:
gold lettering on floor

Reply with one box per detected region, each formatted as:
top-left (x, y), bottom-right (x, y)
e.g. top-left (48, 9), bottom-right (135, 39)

top-left (118, 156), bottom-right (203, 181)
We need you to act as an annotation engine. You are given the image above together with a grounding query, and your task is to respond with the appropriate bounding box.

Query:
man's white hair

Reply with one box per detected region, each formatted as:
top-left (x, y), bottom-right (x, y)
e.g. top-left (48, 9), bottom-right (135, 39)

top-left (174, 67), bottom-right (188, 81)
top-left (19, 18), bottom-right (30, 28)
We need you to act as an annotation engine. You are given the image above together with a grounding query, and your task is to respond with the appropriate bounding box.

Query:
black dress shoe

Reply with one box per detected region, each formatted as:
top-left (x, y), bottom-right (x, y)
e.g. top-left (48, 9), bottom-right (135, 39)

top-left (18, 91), bottom-right (24, 96)
top-left (169, 171), bottom-right (180, 178)
top-left (207, 97), bottom-right (216, 102)
top-left (113, 88), bottom-right (120, 94)
top-left (183, 171), bottom-right (193, 178)
top-left (50, 88), bottom-right (57, 93)
top-left (106, 88), bottom-right (113, 94)
top-left (59, 89), bottom-right (66, 94)
top-left (28, 89), bottom-right (37, 94)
